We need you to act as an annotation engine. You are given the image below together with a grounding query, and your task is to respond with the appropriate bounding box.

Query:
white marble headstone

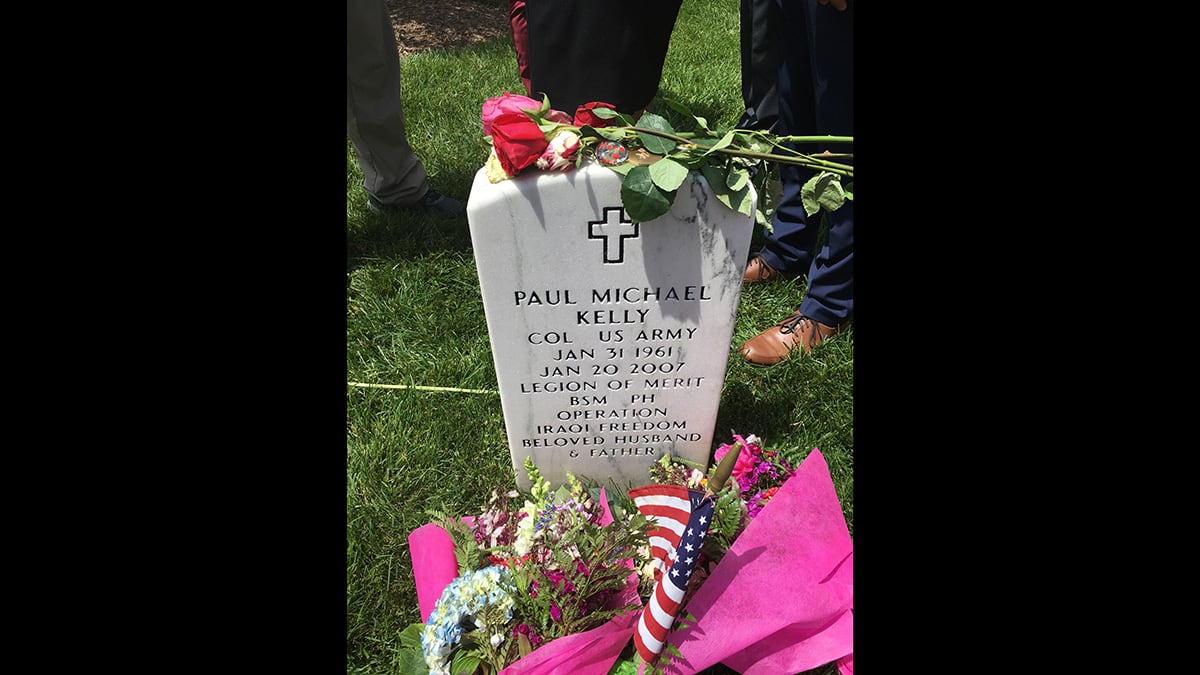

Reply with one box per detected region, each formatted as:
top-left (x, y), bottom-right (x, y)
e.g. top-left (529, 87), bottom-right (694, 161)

top-left (467, 161), bottom-right (755, 490)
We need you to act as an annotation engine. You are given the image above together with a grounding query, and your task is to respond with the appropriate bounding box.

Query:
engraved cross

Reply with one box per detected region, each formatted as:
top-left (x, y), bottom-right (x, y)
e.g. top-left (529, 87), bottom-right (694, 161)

top-left (588, 207), bottom-right (639, 264)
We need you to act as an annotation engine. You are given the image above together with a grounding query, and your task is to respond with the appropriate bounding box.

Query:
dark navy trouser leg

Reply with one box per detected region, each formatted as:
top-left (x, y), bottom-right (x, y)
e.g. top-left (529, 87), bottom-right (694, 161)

top-left (760, 0), bottom-right (854, 325)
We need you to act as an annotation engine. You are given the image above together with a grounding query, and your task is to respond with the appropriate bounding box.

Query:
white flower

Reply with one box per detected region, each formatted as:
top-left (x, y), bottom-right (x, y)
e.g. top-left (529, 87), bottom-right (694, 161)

top-left (490, 633), bottom-right (504, 648)
top-left (640, 559), bottom-right (658, 581)
top-left (536, 130), bottom-right (581, 171)
top-left (513, 501), bottom-right (538, 556)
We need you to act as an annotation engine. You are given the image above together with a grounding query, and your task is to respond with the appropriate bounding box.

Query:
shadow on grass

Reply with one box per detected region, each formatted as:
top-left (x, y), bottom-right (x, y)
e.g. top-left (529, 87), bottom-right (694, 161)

top-left (346, 167), bottom-right (479, 274)
top-left (715, 373), bottom-right (804, 445)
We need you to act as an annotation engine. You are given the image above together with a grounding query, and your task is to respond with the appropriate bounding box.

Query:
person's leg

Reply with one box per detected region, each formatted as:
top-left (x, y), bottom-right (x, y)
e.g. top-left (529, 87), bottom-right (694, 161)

top-left (739, 0), bottom-right (853, 365)
top-left (737, 0), bottom-right (782, 132)
top-left (508, 0), bottom-right (532, 96)
top-left (745, 0), bottom-right (852, 284)
top-left (346, 0), bottom-right (429, 207)
top-left (746, 0), bottom-right (819, 281)
top-left (796, 0), bottom-right (853, 325)
top-left (797, 203), bottom-right (852, 326)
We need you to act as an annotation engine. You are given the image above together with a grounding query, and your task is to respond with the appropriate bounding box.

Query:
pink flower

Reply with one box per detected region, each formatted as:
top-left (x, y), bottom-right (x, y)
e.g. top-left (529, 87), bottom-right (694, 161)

top-left (481, 91), bottom-right (541, 136)
top-left (535, 130), bottom-right (581, 171)
top-left (512, 623), bottom-right (544, 648)
top-left (482, 91), bottom-right (572, 136)
top-left (746, 486), bottom-right (782, 519)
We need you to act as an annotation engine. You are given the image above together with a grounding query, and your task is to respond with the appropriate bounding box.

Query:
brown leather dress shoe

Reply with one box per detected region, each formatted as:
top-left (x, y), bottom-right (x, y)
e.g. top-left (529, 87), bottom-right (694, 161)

top-left (744, 253), bottom-right (782, 282)
top-left (739, 311), bottom-right (845, 366)
top-left (743, 253), bottom-right (797, 284)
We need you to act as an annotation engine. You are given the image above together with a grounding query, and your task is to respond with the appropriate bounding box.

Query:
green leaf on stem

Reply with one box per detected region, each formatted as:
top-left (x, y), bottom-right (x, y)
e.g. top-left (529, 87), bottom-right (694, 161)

top-left (396, 649), bottom-right (429, 674)
top-left (398, 622), bottom-right (425, 650)
top-left (738, 131), bottom-right (776, 154)
top-left (701, 130), bottom-right (738, 155)
top-left (701, 164), bottom-right (753, 218)
top-left (635, 113), bottom-right (677, 155)
top-left (605, 162), bottom-right (635, 177)
top-left (725, 165), bottom-right (750, 191)
top-left (664, 150), bottom-right (705, 171)
top-left (648, 157), bottom-right (689, 192)
top-left (621, 164), bottom-right (674, 223)
top-left (800, 171), bottom-right (846, 217)
top-left (579, 124), bottom-right (626, 142)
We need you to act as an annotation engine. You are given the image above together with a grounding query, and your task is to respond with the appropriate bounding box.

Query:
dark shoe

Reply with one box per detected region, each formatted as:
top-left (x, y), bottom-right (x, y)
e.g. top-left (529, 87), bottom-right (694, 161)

top-left (739, 311), bottom-right (846, 366)
top-left (368, 188), bottom-right (465, 219)
top-left (743, 253), bottom-right (798, 285)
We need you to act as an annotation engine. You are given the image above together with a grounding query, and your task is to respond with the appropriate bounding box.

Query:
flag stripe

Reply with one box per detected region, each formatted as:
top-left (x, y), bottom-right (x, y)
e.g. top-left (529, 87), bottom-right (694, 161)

top-left (646, 517), bottom-right (687, 538)
top-left (648, 536), bottom-right (677, 552)
top-left (633, 487), bottom-right (691, 504)
top-left (629, 484), bottom-right (715, 664)
top-left (636, 502), bottom-right (691, 520)
top-left (648, 536), bottom-right (678, 557)
top-left (635, 616), bottom-right (665, 659)
top-left (647, 576), bottom-right (686, 637)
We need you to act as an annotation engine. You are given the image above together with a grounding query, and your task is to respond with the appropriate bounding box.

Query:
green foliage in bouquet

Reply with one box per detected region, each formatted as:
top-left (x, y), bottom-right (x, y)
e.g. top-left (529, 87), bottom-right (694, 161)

top-left (704, 482), bottom-right (748, 563)
top-left (426, 511), bottom-right (491, 576)
top-left (403, 458), bottom-right (654, 675)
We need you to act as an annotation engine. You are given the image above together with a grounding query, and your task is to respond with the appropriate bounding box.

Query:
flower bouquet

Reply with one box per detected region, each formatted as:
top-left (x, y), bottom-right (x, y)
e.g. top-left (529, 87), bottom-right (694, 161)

top-left (399, 434), bottom-right (853, 675)
top-left (478, 91), bottom-right (853, 226)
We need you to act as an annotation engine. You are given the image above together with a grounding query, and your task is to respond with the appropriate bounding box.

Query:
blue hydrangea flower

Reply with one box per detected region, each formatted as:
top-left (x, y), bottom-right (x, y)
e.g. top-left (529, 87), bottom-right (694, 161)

top-left (420, 565), bottom-right (515, 674)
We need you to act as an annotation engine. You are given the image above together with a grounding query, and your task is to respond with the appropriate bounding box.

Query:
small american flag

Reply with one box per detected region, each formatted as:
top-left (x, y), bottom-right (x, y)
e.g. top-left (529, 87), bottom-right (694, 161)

top-left (629, 484), bottom-right (716, 664)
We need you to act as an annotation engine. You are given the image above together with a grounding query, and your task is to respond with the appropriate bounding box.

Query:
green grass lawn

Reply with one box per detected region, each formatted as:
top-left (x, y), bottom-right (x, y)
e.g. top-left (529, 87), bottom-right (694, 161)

top-left (347, 2), bottom-right (851, 673)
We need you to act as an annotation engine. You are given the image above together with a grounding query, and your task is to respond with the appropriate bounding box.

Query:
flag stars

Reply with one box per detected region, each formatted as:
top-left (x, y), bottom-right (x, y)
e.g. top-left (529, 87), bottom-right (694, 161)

top-left (699, 515), bottom-right (708, 525)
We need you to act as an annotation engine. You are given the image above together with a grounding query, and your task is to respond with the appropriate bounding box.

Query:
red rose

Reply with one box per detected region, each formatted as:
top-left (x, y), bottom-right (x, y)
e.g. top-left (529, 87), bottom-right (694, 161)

top-left (490, 111), bottom-right (549, 176)
top-left (573, 101), bottom-right (618, 128)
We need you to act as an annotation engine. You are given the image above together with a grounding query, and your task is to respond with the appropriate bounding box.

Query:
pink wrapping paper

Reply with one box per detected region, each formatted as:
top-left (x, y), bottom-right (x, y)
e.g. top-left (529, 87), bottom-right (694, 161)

top-left (838, 648), bottom-right (853, 675)
top-left (408, 522), bottom-right (460, 622)
top-left (498, 609), bottom-right (641, 675)
top-left (661, 449), bottom-right (854, 675)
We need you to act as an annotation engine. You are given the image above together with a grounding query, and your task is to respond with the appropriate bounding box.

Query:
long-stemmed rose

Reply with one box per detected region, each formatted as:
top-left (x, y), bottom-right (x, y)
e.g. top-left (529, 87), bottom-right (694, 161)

top-left (489, 111), bottom-right (552, 177)
top-left (479, 92), bottom-right (853, 224)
